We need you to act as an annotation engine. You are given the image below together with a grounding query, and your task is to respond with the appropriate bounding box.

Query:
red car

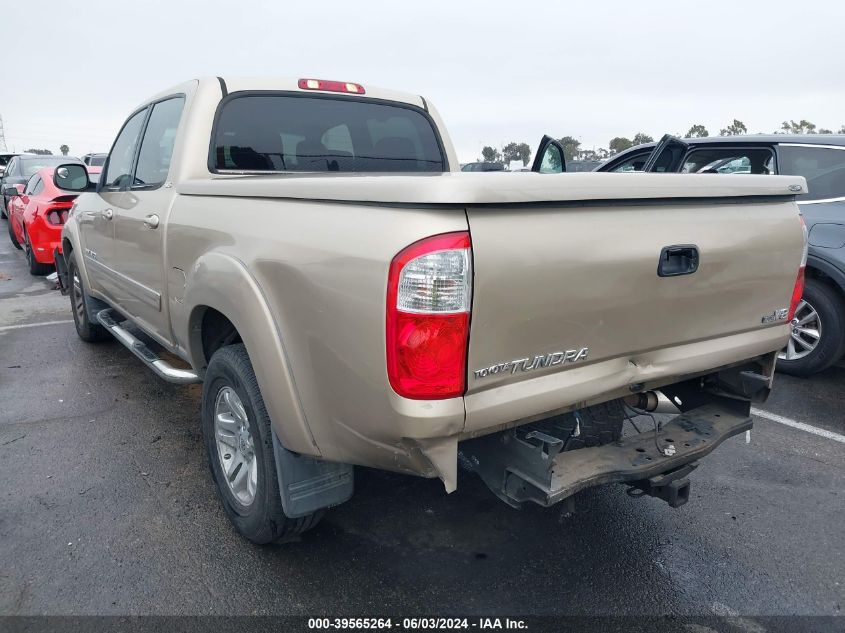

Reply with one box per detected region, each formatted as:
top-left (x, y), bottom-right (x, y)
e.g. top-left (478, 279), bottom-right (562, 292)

top-left (6, 166), bottom-right (101, 275)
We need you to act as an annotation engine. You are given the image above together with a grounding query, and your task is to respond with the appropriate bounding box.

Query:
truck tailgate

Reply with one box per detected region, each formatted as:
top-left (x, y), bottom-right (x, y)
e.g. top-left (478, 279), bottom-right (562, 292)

top-left (464, 187), bottom-right (804, 432)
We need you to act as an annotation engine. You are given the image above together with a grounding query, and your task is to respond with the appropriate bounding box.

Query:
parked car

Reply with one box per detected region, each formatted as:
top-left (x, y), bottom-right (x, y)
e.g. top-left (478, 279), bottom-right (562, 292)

top-left (52, 77), bottom-right (804, 545)
top-left (0, 152), bottom-right (19, 178)
top-left (461, 161), bottom-right (505, 172)
top-left (81, 153), bottom-right (108, 167)
top-left (599, 135), bottom-right (845, 377)
top-left (5, 166), bottom-right (102, 274)
top-left (1, 154), bottom-right (83, 219)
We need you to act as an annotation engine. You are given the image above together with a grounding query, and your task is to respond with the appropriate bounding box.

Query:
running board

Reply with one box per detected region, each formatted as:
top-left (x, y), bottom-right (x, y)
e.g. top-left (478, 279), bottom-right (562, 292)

top-left (96, 309), bottom-right (201, 385)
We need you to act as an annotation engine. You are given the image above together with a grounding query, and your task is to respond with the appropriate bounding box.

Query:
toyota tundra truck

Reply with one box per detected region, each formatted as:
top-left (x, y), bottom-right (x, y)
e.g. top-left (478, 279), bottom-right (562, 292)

top-left (51, 77), bottom-right (808, 544)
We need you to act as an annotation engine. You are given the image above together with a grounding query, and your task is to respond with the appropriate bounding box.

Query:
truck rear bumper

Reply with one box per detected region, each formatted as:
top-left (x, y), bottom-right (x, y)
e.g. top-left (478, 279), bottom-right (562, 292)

top-left (460, 398), bottom-right (752, 509)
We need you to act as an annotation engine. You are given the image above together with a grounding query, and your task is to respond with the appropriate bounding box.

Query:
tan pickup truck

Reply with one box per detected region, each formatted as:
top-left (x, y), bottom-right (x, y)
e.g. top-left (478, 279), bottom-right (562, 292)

top-left (52, 77), bottom-right (808, 544)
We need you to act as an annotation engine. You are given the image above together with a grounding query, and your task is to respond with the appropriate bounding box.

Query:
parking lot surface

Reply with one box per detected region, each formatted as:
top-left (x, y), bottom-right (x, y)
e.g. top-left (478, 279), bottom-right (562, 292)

top-left (0, 225), bottom-right (842, 618)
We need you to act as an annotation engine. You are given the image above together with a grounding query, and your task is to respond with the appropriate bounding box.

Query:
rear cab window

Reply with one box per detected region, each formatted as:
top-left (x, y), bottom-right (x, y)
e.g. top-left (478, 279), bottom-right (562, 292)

top-left (778, 144), bottom-right (845, 202)
top-left (681, 147), bottom-right (775, 175)
top-left (211, 93), bottom-right (446, 173)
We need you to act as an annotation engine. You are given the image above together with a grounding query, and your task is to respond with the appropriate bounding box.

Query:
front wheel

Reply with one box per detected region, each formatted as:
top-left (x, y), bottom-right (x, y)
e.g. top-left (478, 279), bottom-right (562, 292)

top-left (202, 344), bottom-right (323, 544)
top-left (778, 278), bottom-right (845, 377)
top-left (67, 252), bottom-right (111, 343)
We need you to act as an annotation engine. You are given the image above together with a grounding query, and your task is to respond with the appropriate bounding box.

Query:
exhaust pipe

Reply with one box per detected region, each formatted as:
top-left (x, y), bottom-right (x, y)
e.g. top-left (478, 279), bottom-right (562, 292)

top-left (624, 390), bottom-right (681, 413)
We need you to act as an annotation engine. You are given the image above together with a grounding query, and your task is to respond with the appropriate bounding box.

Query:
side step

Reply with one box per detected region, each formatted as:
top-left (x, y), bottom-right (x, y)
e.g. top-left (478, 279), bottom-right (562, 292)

top-left (96, 309), bottom-right (201, 385)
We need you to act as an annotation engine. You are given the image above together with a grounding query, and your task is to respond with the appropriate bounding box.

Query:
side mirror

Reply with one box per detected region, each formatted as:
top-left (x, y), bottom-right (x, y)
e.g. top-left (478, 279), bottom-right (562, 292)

top-left (531, 135), bottom-right (566, 174)
top-left (54, 163), bottom-right (92, 192)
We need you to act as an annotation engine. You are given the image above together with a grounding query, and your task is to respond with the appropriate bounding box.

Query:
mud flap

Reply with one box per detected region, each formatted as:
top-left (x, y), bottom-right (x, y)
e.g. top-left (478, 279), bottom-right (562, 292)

top-left (53, 248), bottom-right (69, 295)
top-left (272, 431), bottom-right (354, 518)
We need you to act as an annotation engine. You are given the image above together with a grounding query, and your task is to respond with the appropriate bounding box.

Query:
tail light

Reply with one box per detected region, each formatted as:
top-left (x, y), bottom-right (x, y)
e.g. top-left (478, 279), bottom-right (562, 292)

top-left (45, 204), bottom-right (72, 226)
top-left (787, 215), bottom-right (809, 321)
top-left (386, 232), bottom-right (472, 399)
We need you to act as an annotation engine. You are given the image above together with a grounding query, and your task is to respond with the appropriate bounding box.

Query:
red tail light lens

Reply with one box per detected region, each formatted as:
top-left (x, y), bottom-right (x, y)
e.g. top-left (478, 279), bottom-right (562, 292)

top-left (787, 266), bottom-right (806, 321)
top-left (45, 204), bottom-right (72, 225)
top-left (386, 232), bottom-right (472, 399)
top-left (298, 78), bottom-right (365, 94)
top-left (788, 215), bottom-right (809, 321)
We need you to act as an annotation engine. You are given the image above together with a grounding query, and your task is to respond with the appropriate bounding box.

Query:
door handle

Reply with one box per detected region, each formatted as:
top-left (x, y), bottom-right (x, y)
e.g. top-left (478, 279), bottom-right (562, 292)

top-left (657, 245), bottom-right (699, 277)
top-left (102, 208), bottom-right (114, 220)
top-left (143, 214), bottom-right (160, 229)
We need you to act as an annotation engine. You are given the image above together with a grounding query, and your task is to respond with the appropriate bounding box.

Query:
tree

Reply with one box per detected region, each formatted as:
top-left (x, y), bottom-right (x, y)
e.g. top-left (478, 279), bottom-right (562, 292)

top-left (818, 128), bottom-right (833, 134)
top-left (25, 148), bottom-right (53, 155)
top-left (608, 137), bottom-right (633, 155)
top-left (780, 119), bottom-right (817, 134)
top-left (59, 144), bottom-right (69, 156)
top-left (502, 141), bottom-right (531, 166)
top-left (839, 126), bottom-right (845, 134)
top-left (685, 124), bottom-right (709, 138)
top-left (719, 120), bottom-right (748, 136)
top-left (632, 132), bottom-right (654, 146)
top-left (480, 145), bottom-right (502, 163)
top-left (557, 136), bottom-right (581, 162)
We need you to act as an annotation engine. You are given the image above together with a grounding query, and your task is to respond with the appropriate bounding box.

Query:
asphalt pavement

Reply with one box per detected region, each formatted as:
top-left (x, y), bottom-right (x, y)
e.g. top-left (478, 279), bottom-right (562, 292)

top-left (0, 220), bottom-right (842, 622)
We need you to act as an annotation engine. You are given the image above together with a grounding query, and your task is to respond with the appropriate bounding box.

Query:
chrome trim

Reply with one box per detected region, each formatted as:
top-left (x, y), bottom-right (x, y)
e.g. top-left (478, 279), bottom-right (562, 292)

top-left (799, 196), bottom-right (845, 206)
top-left (96, 309), bottom-right (200, 384)
top-left (85, 256), bottom-right (162, 310)
top-left (779, 143), bottom-right (845, 151)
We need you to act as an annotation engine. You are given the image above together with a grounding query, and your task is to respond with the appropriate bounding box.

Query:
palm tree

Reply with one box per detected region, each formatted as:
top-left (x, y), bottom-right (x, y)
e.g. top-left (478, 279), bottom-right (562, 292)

top-left (59, 144), bottom-right (69, 156)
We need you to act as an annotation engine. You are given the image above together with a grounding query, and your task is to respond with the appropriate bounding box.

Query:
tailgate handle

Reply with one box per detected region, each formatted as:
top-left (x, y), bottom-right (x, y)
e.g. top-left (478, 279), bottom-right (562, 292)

top-left (657, 245), bottom-right (699, 277)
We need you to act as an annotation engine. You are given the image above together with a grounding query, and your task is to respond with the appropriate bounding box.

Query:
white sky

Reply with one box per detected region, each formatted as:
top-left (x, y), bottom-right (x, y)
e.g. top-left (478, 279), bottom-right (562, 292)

top-left (1, 0), bottom-right (843, 163)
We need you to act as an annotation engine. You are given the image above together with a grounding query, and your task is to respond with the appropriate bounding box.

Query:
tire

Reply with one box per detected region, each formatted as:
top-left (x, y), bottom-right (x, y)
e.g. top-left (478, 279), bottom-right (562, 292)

top-left (23, 227), bottom-right (53, 276)
top-left (202, 344), bottom-right (323, 544)
top-left (7, 215), bottom-right (21, 250)
top-left (777, 277), bottom-right (845, 377)
top-left (67, 252), bottom-right (111, 343)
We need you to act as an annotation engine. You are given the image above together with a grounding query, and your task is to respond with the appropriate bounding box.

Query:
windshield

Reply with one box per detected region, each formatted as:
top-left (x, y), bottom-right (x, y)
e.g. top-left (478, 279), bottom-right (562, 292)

top-left (88, 155), bottom-right (107, 167)
top-left (22, 157), bottom-right (78, 178)
top-left (212, 94), bottom-right (445, 173)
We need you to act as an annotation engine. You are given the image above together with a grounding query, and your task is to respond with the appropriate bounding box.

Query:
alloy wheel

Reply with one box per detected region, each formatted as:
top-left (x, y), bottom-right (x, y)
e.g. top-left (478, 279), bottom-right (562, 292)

top-left (778, 300), bottom-right (821, 361)
top-left (214, 386), bottom-right (258, 506)
top-left (71, 270), bottom-right (86, 323)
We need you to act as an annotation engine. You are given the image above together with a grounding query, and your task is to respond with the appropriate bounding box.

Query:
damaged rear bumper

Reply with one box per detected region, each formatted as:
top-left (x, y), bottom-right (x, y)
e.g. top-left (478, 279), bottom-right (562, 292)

top-left (460, 398), bottom-right (752, 509)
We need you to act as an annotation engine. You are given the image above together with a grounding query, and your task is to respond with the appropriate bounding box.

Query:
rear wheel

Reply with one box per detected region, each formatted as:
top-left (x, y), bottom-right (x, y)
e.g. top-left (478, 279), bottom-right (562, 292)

top-left (202, 344), bottom-right (323, 544)
top-left (67, 252), bottom-right (111, 343)
top-left (777, 278), bottom-right (845, 377)
top-left (7, 215), bottom-right (21, 250)
top-left (23, 227), bottom-right (53, 275)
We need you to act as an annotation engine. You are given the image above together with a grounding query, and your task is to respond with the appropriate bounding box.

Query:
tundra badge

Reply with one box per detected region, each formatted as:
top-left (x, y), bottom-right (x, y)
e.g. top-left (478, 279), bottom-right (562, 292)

top-left (474, 348), bottom-right (589, 379)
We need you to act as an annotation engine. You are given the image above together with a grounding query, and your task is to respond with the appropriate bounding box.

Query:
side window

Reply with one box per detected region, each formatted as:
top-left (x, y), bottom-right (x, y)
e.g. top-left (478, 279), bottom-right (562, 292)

top-left (103, 109), bottom-right (148, 189)
top-left (23, 175), bottom-right (40, 195)
top-left (33, 178), bottom-right (45, 195)
top-left (778, 145), bottom-right (845, 202)
top-left (610, 151), bottom-right (650, 172)
top-left (681, 148), bottom-right (774, 175)
top-left (5, 158), bottom-right (17, 177)
top-left (133, 97), bottom-right (186, 189)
